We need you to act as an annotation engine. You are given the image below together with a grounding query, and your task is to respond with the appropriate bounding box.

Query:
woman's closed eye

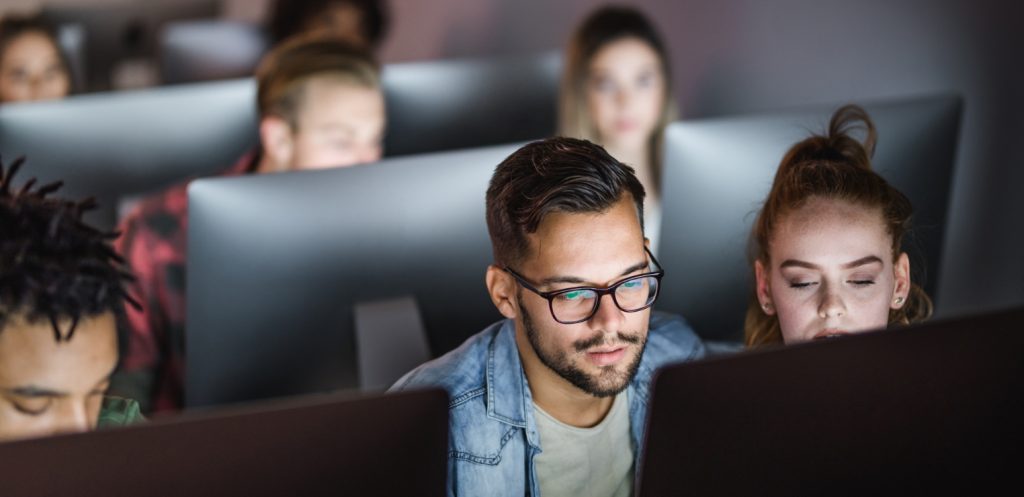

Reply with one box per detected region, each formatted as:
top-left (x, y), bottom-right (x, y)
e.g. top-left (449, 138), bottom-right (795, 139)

top-left (846, 271), bottom-right (880, 287)
top-left (788, 280), bottom-right (817, 289)
top-left (5, 68), bottom-right (29, 81)
top-left (11, 397), bottom-right (53, 416)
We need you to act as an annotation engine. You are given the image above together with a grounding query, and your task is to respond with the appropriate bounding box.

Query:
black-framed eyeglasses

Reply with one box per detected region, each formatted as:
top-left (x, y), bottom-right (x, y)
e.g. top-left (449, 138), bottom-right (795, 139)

top-left (504, 247), bottom-right (664, 324)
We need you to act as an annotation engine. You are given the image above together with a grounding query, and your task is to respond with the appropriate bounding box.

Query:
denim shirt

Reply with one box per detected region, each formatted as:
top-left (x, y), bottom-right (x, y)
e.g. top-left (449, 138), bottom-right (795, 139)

top-left (390, 311), bottom-right (706, 497)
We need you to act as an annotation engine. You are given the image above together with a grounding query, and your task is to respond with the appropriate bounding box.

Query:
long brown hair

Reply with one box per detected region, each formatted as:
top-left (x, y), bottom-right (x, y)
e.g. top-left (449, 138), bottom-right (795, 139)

top-left (744, 104), bottom-right (933, 347)
top-left (558, 5), bottom-right (677, 188)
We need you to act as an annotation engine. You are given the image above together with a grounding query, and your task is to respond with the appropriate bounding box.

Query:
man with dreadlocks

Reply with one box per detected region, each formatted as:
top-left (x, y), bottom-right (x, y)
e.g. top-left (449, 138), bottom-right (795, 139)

top-left (0, 157), bottom-right (144, 441)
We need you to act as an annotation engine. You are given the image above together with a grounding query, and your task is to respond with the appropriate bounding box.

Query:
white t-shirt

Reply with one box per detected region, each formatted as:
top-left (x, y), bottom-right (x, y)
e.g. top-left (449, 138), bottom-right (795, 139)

top-left (533, 391), bottom-right (634, 497)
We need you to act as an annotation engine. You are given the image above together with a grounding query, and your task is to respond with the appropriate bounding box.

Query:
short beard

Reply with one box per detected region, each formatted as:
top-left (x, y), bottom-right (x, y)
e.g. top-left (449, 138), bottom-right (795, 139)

top-left (519, 293), bottom-right (647, 398)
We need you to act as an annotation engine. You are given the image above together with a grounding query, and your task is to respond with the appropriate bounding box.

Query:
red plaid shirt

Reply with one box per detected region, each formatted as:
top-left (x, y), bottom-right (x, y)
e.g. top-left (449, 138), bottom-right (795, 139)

top-left (114, 152), bottom-right (258, 412)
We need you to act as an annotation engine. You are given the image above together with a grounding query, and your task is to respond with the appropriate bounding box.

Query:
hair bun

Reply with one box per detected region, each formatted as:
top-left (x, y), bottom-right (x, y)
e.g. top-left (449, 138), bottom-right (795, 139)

top-left (827, 104), bottom-right (877, 167)
top-left (774, 104), bottom-right (877, 183)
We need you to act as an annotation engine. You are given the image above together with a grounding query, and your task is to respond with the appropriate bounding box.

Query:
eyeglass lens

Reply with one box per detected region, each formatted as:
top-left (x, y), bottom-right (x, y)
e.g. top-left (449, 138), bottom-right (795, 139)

top-left (550, 275), bottom-right (659, 323)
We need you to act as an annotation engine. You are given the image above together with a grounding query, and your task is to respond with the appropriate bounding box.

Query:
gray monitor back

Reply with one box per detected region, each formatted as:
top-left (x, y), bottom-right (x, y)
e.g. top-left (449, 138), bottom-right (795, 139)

top-left (186, 144), bottom-right (517, 408)
top-left (382, 52), bottom-right (560, 156)
top-left (155, 49), bottom-right (561, 154)
top-left (55, 23), bottom-right (87, 92)
top-left (657, 95), bottom-right (962, 342)
top-left (0, 53), bottom-right (557, 231)
top-left (160, 20), bottom-right (269, 85)
top-left (0, 78), bottom-right (257, 230)
top-left (41, 1), bottom-right (219, 92)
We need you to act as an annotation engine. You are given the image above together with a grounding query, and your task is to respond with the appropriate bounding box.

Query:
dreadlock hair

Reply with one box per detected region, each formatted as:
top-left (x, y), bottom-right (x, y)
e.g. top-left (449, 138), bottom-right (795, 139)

top-left (743, 105), bottom-right (933, 348)
top-left (0, 156), bottom-right (138, 345)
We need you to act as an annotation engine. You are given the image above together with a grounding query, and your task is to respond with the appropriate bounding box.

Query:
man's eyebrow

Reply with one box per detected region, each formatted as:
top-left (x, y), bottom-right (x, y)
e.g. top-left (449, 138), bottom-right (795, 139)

top-left (539, 259), bottom-right (650, 287)
top-left (618, 260), bottom-right (651, 277)
top-left (539, 275), bottom-right (587, 286)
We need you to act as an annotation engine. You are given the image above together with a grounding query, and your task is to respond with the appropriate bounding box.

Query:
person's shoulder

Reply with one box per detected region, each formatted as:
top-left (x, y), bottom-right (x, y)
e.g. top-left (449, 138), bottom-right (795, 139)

top-left (390, 321), bottom-right (506, 398)
top-left (119, 181), bottom-right (190, 240)
top-left (645, 311), bottom-right (707, 365)
top-left (121, 152), bottom-right (255, 232)
top-left (97, 396), bottom-right (147, 427)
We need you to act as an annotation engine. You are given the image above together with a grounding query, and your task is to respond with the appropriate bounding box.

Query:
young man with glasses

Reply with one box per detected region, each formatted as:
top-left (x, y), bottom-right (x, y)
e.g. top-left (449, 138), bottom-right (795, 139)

top-left (391, 137), bottom-right (705, 496)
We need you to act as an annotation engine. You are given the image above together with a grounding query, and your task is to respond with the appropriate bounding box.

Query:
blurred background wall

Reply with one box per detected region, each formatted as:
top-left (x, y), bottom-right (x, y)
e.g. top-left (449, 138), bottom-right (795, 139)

top-left (2, 0), bottom-right (1021, 318)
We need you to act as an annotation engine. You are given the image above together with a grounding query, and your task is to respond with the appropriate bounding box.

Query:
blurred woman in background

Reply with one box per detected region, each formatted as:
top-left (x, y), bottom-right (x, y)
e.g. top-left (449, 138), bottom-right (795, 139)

top-left (0, 15), bottom-right (71, 104)
top-left (559, 5), bottom-right (677, 252)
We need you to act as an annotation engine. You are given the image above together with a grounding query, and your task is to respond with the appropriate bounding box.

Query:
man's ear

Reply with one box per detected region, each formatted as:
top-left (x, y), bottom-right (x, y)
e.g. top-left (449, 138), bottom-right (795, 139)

top-left (891, 252), bottom-right (911, 310)
top-left (486, 265), bottom-right (519, 320)
top-left (258, 116), bottom-right (294, 173)
top-left (754, 259), bottom-right (775, 315)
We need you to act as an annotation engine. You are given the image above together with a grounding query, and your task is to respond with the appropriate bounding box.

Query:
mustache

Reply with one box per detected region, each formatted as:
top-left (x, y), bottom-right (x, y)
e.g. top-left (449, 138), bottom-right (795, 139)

top-left (573, 331), bottom-right (642, 352)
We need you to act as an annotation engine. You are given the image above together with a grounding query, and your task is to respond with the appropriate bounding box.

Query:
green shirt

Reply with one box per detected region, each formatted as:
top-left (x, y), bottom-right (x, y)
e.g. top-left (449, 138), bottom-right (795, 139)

top-left (97, 396), bottom-right (146, 427)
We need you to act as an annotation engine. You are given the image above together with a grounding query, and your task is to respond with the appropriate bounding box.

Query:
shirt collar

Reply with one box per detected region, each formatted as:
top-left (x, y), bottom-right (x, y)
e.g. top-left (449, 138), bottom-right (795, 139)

top-left (485, 319), bottom-right (531, 428)
top-left (483, 318), bottom-right (653, 450)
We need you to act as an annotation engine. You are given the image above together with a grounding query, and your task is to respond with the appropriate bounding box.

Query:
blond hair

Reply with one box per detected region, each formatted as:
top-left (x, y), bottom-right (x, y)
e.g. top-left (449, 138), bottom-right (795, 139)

top-left (256, 34), bottom-right (380, 127)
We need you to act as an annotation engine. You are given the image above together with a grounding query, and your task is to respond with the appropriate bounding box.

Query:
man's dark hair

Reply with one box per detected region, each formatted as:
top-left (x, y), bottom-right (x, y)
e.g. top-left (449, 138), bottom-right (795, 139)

top-left (268, 0), bottom-right (389, 48)
top-left (485, 137), bottom-right (646, 267)
top-left (0, 156), bottom-right (137, 343)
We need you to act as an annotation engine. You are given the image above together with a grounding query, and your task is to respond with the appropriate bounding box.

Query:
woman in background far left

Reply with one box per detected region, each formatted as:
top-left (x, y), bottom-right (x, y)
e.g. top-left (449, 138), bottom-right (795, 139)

top-left (0, 15), bottom-right (71, 104)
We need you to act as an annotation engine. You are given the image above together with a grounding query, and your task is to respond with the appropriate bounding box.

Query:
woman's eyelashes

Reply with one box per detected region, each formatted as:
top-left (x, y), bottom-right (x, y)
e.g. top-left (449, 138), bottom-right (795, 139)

top-left (846, 271), bottom-right (880, 287)
top-left (785, 278), bottom-right (878, 290)
top-left (12, 398), bottom-right (52, 416)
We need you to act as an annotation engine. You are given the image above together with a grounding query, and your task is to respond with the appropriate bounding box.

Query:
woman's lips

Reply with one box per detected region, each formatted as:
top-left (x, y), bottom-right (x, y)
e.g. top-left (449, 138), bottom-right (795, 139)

top-left (614, 120), bottom-right (639, 133)
top-left (813, 329), bottom-right (849, 340)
